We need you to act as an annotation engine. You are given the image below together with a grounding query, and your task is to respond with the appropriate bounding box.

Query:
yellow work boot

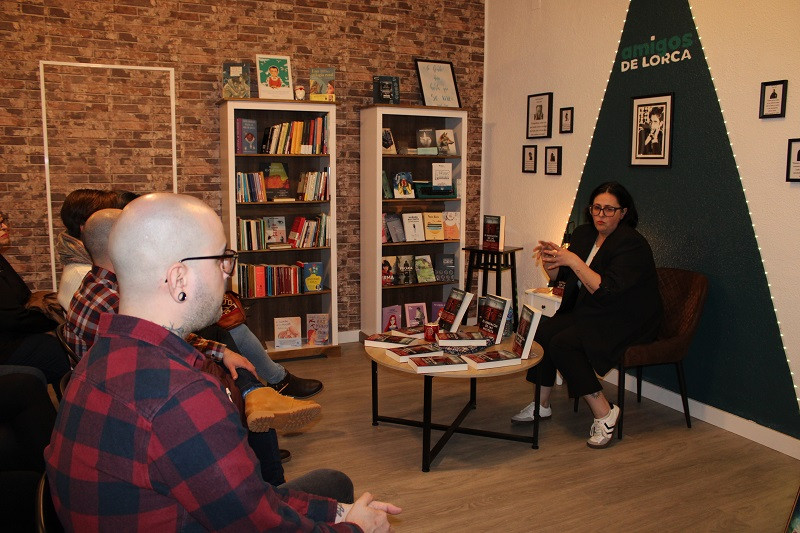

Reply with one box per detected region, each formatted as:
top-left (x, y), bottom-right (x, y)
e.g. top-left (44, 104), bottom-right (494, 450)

top-left (244, 387), bottom-right (322, 433)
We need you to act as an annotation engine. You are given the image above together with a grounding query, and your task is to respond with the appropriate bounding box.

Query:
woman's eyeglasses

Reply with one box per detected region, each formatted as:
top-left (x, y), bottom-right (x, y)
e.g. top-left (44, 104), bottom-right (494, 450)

top-left (588, 204), bottom-right (623, 217)
top-left (179, 249), bottom-right (238, 275)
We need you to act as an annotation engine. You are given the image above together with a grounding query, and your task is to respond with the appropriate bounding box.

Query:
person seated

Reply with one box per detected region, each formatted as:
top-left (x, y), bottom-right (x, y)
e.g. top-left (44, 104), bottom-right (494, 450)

top-left (0, 212), bottom-right (70, 385)
top-left (45, 193), bottom-right (401, 531)
top-left (511, 181), bottom-right (662, 449)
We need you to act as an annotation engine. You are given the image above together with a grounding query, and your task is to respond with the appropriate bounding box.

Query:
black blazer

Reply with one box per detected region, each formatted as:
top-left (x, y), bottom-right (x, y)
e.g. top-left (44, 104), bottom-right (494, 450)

top-left (555, 223), bottom-right (662, 374)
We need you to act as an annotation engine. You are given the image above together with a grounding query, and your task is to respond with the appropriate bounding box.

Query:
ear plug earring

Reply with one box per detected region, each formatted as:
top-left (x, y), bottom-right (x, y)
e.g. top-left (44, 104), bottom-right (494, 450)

top-left (178, 292), bottom-right (186, 302)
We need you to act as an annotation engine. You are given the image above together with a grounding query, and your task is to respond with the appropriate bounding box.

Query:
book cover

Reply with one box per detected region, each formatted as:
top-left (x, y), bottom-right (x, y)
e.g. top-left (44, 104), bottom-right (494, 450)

top-left (393, 172), bottom-right (415, 198)
top-left (265, 216), bottom-right (287, 244)
top-left (482, 214), bottom-right (506, 251)
top-left (414, 254), bottom-right (437, 283)
top-left (401, 212), bottom-right (425, 241)
top-left (372, 75), bottom-right (400, 104)
top-left (435, 129), bottom-right (457, 155)
top-left (287, 216), bottom-right (306, 247)
top-left (222, 61), bottom-right (251, 99)
top-left (442, 211), bottom-right (461, 240)
top-left (438, 288), bottom-right (474, 332)
top-left (511, 304), bottom-right (536, 359)
top-left (306, 313), bottom-right (330, 345)
top-left (381, 170), bottom-right (393, 199)
top-left (256, 54), bottom-right (293, 100)
top-left (309, 67), bottom-right (335, 102)
top-left (382, 128), bottom-right (397, 154)
top-left (296, 261), bottom-right (323, 292)
top-left (463, 349), bottom-right (522, 370)
top-left (404, 302), bottom-right (428, 327)
top-left (477, 293), bottom-right (512, 344)
top-left (385, 343), bottom-right (443, 363)
top-left (265, 162), bottom-right (292, 200)
top-left (384, 213), bottom-right (406, 242)
top-left (381, 256), bottom-right (397, 286)
top-left (274, 316), bottom-right (302, 348)
top-left (502, 303), bottom-right (515, 338)
top-left (382, 304), bottom-right (402, 332)
top-left (396, 255), bottom-right (416, 284)
top-left (408, 354), bottom-right (468, 373)
top-left (431, 163), bottom-right (453, 190)
top-left (392, 325), bottom-right (426, 338)
top-left (431, 301), bottom-right (445, 321)
top-left (422, 212), bottom-right (444, 241)
top-left (240, 118), bottom-right (259, 154)
top-left (434, 253), bottom-right (456, 282)
top-left (436, 331), bottom-right (491, 347)
top-left (381, 213), bottom-right (388, 243)
top-left (364, 333), bottom-right (416, 349)
top-left (417, 128), bottom-right (436, 150)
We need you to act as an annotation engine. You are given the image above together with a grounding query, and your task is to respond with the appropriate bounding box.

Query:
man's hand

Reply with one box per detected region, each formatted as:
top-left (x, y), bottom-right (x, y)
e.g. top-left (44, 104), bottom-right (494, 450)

top-left (221, 348), bottom-right (256, 380)
top-left (339, 492), bottom-right (401, 532)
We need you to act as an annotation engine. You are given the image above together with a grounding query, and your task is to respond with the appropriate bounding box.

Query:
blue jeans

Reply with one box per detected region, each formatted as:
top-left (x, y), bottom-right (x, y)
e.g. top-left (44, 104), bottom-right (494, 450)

top-left (228, 324), bottom-right (286, 384)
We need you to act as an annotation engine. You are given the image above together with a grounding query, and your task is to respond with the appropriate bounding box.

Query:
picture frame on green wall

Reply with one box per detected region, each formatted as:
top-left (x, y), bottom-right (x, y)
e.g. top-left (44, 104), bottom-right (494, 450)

top-left (631, 93), bottom-right (673, 167)
top-left (786, 138), bottom-right (800, 182)
top-left (760, 80), bottom-right (787, 119)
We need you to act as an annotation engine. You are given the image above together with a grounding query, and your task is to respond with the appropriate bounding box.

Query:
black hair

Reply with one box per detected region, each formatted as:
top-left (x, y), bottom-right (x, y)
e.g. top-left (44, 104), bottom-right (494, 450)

top-left (588, 181), bottom-right (639, 228)
top-left (114, 190), bottom-right (140, 209)
top-left (60, 189), bottom-right (118, 238)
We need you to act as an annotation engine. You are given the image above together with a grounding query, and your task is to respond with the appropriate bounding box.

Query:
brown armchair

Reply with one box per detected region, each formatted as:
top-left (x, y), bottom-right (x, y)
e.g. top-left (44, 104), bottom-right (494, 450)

top-left (616, 267), bottom-right (709, 439)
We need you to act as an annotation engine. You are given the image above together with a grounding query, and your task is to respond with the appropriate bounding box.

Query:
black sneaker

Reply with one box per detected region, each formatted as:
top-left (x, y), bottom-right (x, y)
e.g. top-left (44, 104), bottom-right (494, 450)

top-left (270, 372), bottom-right (323, 399)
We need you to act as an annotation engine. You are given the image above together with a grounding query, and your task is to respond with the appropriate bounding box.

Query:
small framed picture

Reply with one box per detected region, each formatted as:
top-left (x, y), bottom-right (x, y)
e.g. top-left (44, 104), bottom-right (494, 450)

top-left (256, 55), bottom-right (293, 100)
top-left (544, 146), bottom-right (562, 175)
top-left (527, 92), bottom-right (553, 139)
top-left (404, 302), bottom-right (429, 328)
top-left (414, 59), bottom-right (461, 108)
top-left (787, 138), bottom-right (800, 182)
top-left (631, 93), bottom-right (674, 167)
top-left (522, 145), bottom-right (537, 173)
top-left (760, 80), bottom-right (788, 118)
top-left (559, 107), bottom-right (574, 134)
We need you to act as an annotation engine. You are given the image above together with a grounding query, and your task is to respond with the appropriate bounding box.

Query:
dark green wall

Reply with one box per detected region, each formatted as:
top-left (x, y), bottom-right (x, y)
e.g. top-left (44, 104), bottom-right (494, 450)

top-left (571, 0), bottom-right (799, 437)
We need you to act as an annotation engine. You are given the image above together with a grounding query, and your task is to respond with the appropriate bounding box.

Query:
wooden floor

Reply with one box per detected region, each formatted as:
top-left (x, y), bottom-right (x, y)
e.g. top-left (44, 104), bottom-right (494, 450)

top-left (277, 342), bottom-right (800, 532)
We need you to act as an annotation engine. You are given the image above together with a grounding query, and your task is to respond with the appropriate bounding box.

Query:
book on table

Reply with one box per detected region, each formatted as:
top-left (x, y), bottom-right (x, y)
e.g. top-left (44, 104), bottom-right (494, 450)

top-left (463, 349), bottom-right (522, 370)
top-left (274, 316), bottom-right (302, 348)
top-left (401, 213), bottom-right (425, 241)
top-left (391, 325), bottom-right (425, 339)
top-left (511, 304), bottom-right (537, 359)
top-left (422, 212), bottom-right (444, 240)
top-left (438, 287), bottom-right (474, 332)
top-left (414, 254), bottom-right (437, 283)
top-left (407, 354), bottom-right (468, 373)
top-left (222, 61), bottom-right (252, 99)
top-left (482, 214), bottom-right (506, 250)
top-left (381, 304), bottom-right (402, 332)
top-left (431, 301), bottom-right (445, 322)
top-left (306, 313), bottom-right (330, 346)
top-left (385, 343), bottom-right (443, 363)
top-left (364, 333), bottom-right (417, 349)
top-left (477, 293), bottom-right (512, 344)
top-left (436, 331), bottom-right (491, 347)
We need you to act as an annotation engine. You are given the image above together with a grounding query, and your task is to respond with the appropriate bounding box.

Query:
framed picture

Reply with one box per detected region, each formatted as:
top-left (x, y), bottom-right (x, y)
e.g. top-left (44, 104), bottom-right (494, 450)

top-left (414, 59), bottom-right (461, 108)
top-left (404, 302), bottom-right (429, 328)
top-left (522, 145), bottom-right (537, 173)
top-left (544, 146), bottom-right (562, 175)
top-left (256, 54), bottom-right (293, 100)
top-left (559, 107), bottom-right (574, 134)
top-left (631, 93), bottom-right (674, 167)
top-left (527, 92), bottom-right (553, 139)
top-left (760, 80), bottom-right (788, 118)
top-left (787, 138), bottom-right (800, 182)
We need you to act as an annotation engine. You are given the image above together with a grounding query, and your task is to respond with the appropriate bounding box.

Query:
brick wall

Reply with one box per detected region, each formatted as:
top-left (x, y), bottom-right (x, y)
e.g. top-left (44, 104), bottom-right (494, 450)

top-left (0, 0), bottom-right (485, 332)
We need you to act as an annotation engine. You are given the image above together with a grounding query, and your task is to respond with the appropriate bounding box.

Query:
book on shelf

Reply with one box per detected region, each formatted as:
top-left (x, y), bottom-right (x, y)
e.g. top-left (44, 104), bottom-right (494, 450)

top-left (384, 213), bottom-right (406, 243)
top-left (236, 118), bottom-right (259, 154)
top-left (431, 163), bottom-right (453, 190)
top-left (306, 313), bottom-right (330, 346)
top-left (381, 213), bottom-right (388, 244)
top-left (274, 316), bottom-right (302, 348)
top-left (296, 261), bottom-right (324, 292)
top-left (392, 325), bottom-right (426, 338)
top-left (256, 55), bottom-right (293, 100)
top-left (482, 214), bottom-right (506, 251)
top-left (372, 75), bottom-right (400, 104)
top-left (265, 216), bottom-right (287, 244)
top-left (264, 162), bottom-right (292, 201)
top-left (385, 343), bottom-right (443, 363)
top-left (416, 128), bottom-right (437, 154)
top-left (382, 128), bottom-right (397, 154)
top-left (408, 354), bottom-right (468, 373)
top-left (222, 61), bottom-right (251, 99)
top-left (381, 256), bottom-right (397, 286)
top-left (381, 171), bottom-right (393, 199)
top-left (401, 213), bottom-right (425, 241)
top-left (262, 117), bottom-right (328, 155)
top-left (309, 67), bottom-right (335, 102)
top-left (382, 304), bottom-right (402, 332)
top-left (238, 263), bottom-right (301, 297)
top-left (404, 302), bottom-right (428, 328)
top-left (477, 293), bottom-right (512, 344)
top-left (463, 349), bottom-right (522, 370)
top-left (431, 301), bottom-right (445, 321)
top-left (435, 129), bottom-right (457, 155)
top-left (443, 211), bottom-right (461, 240)
top-left (364, 333), bottom-right (417, 349)
top-left (422, 212), bottom-right (444, 241)
top-left (287, 216), bottom-right (306, 247)
top-left (297, 169), bottom-right (329, 201)
top-left (438, 287), bottom-right (474, 332)
top-left (511, 304), bottom-right (537, 359)
top-left (436, 331), bottom-right (491, 347)
top-left (253, 264), bottom-right (266, 297)
top-left (414, 254), bottom-right (437, 283)
top-left (392, 172), bottom-right (415, 198)
top-left (396, 255), bottom-right (416, 284)
top-left (434, 253), bottom-right (456, 282)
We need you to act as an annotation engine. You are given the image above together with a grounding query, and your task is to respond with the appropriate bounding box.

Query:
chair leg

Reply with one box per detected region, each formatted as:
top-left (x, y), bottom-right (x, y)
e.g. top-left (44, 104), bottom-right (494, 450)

top-left (675, 361), bottom-right (692, 428)
top-left (636, 366), bottom-right (643, 402)
top-left (616, 364), bottom-right (625, 439)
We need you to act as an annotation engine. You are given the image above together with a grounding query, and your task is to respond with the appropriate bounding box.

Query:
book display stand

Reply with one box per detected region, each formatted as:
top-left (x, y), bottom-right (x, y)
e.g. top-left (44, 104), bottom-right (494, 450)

top-left (463, 246), bottom-right (523, 330)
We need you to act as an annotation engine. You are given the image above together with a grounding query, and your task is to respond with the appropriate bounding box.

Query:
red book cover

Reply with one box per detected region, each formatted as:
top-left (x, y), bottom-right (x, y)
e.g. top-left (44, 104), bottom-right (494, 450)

top-left (254, 264), bottom-right (266, 297)
top-left (288, 216), bottom-right (306, 247)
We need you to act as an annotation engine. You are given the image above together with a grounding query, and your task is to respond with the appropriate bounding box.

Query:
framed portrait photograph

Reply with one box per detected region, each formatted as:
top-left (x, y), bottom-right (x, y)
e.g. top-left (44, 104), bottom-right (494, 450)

top-left (414, 59), bottom-right (461, 108)
top-left (559, 107), bottom-right (574, 134)
top-left (522, 145), bottom-right (537, 173)
top-left (787, 138), bottom-right (800, 182)
top-left (760, 80), bottom-right (788, 118)
top-left (631, 93), bottom-right (674, 167)
top-left (544, 146), bottom-right (562, 175)
top-left (256, 54), bottom-right (293, 100)
top-left (527, 92), bottom-right (553, 139)
top-left (404, 302), bottom-right (429, 328)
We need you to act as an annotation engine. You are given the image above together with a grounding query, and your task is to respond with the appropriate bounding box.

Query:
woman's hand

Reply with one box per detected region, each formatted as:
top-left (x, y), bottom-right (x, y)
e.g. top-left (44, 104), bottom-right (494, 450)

top-left (535, 240), bottom-right (576, 275)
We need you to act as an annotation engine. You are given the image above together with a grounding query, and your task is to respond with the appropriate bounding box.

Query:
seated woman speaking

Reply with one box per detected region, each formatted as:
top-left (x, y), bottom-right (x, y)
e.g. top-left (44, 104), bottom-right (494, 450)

top-left (511, 181), bottom-right (662, 449)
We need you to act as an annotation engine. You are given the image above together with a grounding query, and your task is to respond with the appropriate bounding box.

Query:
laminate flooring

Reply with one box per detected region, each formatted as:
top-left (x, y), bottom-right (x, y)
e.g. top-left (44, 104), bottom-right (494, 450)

top-left (277, 342), bottom-right (800, 532)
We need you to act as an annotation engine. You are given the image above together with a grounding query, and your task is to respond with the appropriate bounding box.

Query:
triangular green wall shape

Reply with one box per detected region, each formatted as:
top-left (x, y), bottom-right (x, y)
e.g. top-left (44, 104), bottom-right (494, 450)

top-left (570, 0), bottom-right (799, 437)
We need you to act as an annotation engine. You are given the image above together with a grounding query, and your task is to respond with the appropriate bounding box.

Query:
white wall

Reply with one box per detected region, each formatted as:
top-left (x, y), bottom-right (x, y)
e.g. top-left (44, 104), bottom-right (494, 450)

top-left (483, 0), bottom-right (800, 451)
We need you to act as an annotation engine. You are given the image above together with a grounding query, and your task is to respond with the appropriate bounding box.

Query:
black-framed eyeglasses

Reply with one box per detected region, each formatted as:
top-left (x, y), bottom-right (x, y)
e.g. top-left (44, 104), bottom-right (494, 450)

top-left (179, 249), bottom-right (238, 276)
top-left (588, 204), bottom-right (623, 217)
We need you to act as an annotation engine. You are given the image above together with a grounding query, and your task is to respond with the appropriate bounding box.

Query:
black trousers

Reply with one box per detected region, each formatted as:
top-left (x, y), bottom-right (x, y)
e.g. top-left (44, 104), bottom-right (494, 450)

top-left (2, 333), bottom-right (70, 386)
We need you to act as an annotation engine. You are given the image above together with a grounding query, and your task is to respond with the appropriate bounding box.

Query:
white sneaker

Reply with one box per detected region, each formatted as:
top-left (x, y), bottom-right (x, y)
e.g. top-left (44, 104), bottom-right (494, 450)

top-left (511, 401), bottom-right (552, 423)
top-left (587, 404), bottom-right (620, 449)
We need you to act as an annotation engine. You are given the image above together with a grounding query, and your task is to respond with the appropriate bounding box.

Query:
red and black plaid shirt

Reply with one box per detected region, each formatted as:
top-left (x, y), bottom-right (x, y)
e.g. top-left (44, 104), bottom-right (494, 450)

top-left (45, 313), bottom-right (358, 532)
